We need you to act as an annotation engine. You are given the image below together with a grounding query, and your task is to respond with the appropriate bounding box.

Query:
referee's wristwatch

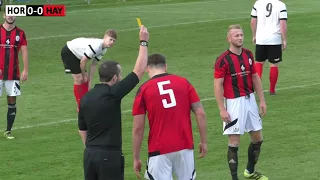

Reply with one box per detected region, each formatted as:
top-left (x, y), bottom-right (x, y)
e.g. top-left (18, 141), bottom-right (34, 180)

top-left (140, 40), bottom-right (148, 47)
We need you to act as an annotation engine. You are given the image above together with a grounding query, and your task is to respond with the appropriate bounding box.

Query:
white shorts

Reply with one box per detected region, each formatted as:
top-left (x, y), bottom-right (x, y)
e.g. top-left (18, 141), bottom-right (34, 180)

top-left (223, 93), bottom-right (262, 135)
top-left (144, 149), bottom-right (196, 180)
top-left (0, 80), bottom-right (21, 96)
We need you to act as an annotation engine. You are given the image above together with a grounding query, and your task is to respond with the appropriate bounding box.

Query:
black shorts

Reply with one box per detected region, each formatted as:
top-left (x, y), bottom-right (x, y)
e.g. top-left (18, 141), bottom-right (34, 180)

top-left (255, 45), bottom-right (282, 64)
top-left (83, 148), bottom-right (124, 180)
top-left (60, 45), bottom-right (81, 74)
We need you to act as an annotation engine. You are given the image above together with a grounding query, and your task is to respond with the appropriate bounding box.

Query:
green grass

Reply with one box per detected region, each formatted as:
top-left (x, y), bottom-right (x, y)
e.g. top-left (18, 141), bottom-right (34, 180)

top-left (0, 0), bottom-right (319, 179)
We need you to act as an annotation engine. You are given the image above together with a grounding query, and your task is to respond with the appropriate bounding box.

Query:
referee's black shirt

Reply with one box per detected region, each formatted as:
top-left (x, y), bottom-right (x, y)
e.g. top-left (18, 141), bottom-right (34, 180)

top-left (78, 72), bottom-right (139, 150)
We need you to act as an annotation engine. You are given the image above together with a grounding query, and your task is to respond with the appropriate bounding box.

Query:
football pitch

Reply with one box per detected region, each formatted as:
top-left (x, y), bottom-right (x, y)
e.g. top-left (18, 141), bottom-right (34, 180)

top-left (0, 0), bottom-right (320, 179)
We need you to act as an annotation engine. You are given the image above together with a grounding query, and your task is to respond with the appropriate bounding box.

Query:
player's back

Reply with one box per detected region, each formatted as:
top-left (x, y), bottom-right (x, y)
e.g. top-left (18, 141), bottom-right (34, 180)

top-left (143, 73), bottom-right (195, 155)
top-left (66, 37), bottom-right (103, 59)
top-left (253, 0), bottom-right (287, 45)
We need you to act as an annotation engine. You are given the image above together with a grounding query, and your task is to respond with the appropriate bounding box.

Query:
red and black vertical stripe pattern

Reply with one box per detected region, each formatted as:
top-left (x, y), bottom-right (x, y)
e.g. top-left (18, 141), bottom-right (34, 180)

top-left (0, 27), bottom-right (21, 80)
top-left (225, 54), bottom-right (241, 98)
top-left (244, 51), bottom-right (255, 93)
top-left (238, 53), bottom-right (251, 97)
top-left (225, 52), bottom-right (253, 98)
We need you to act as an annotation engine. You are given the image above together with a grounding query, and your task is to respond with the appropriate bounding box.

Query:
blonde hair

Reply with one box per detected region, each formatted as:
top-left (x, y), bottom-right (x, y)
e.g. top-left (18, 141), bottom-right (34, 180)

top-left (227, 24), bottom-right (242, 36)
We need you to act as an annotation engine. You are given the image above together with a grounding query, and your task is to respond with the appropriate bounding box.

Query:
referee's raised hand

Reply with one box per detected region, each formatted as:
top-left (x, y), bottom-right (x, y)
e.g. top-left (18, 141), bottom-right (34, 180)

top-left (139, 25), bottom-right (149, 42)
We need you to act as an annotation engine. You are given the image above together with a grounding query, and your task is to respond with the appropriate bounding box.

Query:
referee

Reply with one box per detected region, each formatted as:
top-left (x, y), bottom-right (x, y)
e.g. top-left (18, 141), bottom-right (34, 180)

top-left (78, 25), bottom-right (149, 180)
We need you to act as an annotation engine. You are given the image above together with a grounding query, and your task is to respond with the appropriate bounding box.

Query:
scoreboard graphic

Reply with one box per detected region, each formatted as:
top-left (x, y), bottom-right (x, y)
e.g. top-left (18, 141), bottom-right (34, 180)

top-left (5, 5), bottom-right (66, 16)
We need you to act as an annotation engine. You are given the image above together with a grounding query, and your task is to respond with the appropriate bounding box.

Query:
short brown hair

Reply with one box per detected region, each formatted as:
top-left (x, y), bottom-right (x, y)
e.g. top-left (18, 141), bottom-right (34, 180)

top-left (147, 54), bottom-right (166, 68)
top-left (98, 61), bottom-right (120, 82)
top-left (105, 29), bottom-right (117, 39)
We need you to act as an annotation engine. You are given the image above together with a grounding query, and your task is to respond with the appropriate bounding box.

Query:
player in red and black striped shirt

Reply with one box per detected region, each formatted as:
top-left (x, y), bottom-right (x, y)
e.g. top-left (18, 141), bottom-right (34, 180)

top-left (0, 14), bottom-right (29, 139)
top-left (214, 25), bottom-right (267, 180)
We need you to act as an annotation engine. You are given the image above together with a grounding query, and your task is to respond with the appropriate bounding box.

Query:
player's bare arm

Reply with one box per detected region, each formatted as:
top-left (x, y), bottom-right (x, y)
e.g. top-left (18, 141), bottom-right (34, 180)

top-left (250, 17), bottom-right (257, 44)
top-left (191, 102), bottom-right (207, 144)
top-left (132, 25), bottom-right (149, 80)
top-left (279, 2), bottom-right (288, 50)
top-left (87, 59), bottom-right (98, 89)
top-left (250, 4), bottom-right (257, 44)
top-left (132, 114), bottom-right (146, 179)
top-left (20, 45), bottom-right (29, 81)
top-left (280, 19), bottom-right (287, 50)
top-left (132, 114), bottom-right (146, 160)
top-left (80, 56), bottom-right (89, 82)
top-left (214, 77), bottom-right (231, 122)
top-left (252, 74), bottom-right (267, 116)
top-left (191, 101), bottom-right (208, 158)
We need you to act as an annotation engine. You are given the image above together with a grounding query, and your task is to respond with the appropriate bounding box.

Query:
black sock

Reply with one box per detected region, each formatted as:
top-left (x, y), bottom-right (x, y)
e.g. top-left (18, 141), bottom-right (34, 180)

top-left (7, 103), bottom-right (17, 132)
top-left (228, 146), bottom-right (239, 180)
top-left (246, 141), bottom-right (263, 174)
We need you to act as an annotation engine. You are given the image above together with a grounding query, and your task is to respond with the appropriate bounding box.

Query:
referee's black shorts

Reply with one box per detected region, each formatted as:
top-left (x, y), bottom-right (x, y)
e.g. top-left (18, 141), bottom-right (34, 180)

top-left (83, 147), bottom-right (124, 180)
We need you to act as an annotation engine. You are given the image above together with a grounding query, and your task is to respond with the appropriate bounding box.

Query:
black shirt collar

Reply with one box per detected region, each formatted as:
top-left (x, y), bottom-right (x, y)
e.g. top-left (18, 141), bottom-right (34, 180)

top-left (151, 73), bottom-right (170, 79)
top-left (94, 83), bottom-right (110, 88)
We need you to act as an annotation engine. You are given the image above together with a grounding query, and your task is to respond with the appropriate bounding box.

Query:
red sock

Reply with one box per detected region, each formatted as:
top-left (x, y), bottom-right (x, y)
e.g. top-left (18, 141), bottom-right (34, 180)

top-left (81, 82), bottom-right (89, 97)
top-left (255, 63), bottom-right (263, 79)
top-left (269, 67), bottom-right (279, 93)
top-left (73, 84), bottom-right (83, 109)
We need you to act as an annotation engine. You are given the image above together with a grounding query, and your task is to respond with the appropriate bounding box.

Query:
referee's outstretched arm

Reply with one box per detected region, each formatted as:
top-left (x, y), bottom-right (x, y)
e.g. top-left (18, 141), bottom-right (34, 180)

top-left (133, 25), bottom-right (149, 80)
top-left (109, 25), bottom-right (150, 100)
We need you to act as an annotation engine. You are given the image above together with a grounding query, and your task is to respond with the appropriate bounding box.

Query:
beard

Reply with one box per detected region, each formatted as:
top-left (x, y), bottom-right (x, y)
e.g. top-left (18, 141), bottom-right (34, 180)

top-left (5, 19), bottom-right (15, 24)
top-left (232, 42), bottom-right (243, 48)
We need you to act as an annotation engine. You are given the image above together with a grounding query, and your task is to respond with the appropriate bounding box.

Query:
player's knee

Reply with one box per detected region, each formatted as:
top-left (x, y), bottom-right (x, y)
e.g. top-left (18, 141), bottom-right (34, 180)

top-left (249, 130), bottom-right (263, 142)
top-left (251, 136), bottom-right (263, 143)
top-left (7, 96), bottom-right (16, 104)
top-left (228, 135), bottom-right (240, 147)
top-left (229, 142), bottom-right (240, 147)
top-left (73, 75), bottom-right (84, 84)
top-left (270, 63), bottom-right (279, 67)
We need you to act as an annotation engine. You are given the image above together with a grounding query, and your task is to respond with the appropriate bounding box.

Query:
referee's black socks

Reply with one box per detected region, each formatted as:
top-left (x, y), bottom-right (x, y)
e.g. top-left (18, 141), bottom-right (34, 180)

top-left (228, 146), bottom-right (239, 180)
top-left (7, 103), bottom-right (17, 132)
top-left (246, 141), bottom-right (263, 174)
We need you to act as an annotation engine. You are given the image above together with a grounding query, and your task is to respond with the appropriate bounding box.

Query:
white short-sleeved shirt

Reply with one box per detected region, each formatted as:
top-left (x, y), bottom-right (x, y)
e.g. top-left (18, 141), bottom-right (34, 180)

top-left (251, 0), bottom-right (287, 45)
top-left (67, 38), bottom-right (107, 61)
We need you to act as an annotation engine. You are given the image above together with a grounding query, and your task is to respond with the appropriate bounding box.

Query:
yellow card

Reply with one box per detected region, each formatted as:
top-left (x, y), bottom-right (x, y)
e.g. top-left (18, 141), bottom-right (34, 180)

top-left (136, 18), bottom-right (142, 27)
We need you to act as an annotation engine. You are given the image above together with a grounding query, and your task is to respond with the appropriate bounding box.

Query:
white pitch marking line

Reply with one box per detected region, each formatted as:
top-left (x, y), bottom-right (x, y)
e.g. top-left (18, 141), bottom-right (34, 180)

top-left (13, 82), bottom-right (320, 130)
top-left (66, 9), bottom-right (225, 14)
top-left (65, 0), bottom-right (216, 8)
top-left (27, 16), bottom-right (245, 41)
top-left (27, 9), bottom-right (306, 41)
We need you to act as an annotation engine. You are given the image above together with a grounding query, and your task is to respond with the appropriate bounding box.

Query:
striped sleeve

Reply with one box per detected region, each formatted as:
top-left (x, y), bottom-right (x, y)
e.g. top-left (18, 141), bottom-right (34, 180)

top-left (20, 31), bottom-right (27, 46)
top-left (251, 2), bottom-right (257, 18)
top-left (279, 2), bottom-right (288, 20)
top-left (214, 55), bottom-right (227, 79)
top-left (84, 42), bottom-right (102, 60)
top-left (94, 48), bottom-right (107, 61)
